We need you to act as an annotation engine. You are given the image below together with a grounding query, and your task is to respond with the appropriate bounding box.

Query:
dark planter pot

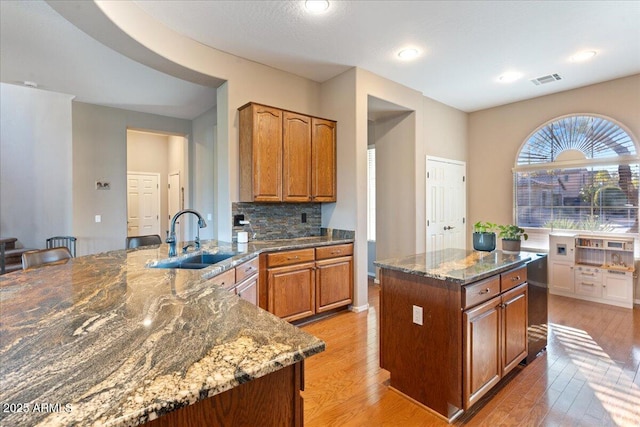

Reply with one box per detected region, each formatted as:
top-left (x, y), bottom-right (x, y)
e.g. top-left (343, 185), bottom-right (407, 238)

top-left (473, 232), bottom-right (496, 252)
top-left (501, 239), bottom-right (522, 253)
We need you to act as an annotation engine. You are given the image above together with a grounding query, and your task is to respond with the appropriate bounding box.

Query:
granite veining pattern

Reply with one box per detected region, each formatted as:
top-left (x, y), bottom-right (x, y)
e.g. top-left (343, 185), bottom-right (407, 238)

top-left (0, 235), bottom-right (352, 427)
top-left (374, 248), bottom-right (531, 284)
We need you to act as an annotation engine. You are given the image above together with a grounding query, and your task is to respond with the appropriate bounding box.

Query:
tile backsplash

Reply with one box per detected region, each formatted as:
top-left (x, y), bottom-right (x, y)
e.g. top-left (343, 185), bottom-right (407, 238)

top-left (232, 202), bottom-right (322, 240)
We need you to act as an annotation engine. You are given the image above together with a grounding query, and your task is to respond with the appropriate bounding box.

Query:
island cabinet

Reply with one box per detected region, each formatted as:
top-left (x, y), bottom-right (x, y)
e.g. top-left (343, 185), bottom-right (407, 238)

top-left (260, 243), bottom-right (354, 322)
top-left (239, 102), bottom-right (337, 203)
top-left (145, 361), bottom-right (304, 427)
top-left (378, 253), bottom-right (529, 422)
top-left (463, 268), bottom-right (528, 409)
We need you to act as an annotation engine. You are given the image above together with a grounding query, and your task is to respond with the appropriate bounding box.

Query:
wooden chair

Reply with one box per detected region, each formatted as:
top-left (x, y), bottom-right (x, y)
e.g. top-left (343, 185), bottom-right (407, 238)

top-left (126, 234), bottom-right (162, 249)
top-left (46, 236), bottom-right (77, 257)
top-left (22, 247), bottom-right (72, 270)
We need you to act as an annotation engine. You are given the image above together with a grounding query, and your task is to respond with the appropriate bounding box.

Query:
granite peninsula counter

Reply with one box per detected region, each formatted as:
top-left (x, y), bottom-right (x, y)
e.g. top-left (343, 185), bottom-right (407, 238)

top-left (375, 249), bottom-right (531, 422)
top-left (0, 235), bottom-right (352, 427)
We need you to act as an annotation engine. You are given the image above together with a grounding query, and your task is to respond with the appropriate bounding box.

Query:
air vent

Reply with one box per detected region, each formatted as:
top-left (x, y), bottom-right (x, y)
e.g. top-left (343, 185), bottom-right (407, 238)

top-left (530, 73), bottom-right (562, 86)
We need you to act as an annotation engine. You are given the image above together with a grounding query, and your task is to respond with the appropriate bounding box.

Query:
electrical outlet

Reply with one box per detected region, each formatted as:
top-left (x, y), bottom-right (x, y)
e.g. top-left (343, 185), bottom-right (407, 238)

top-left (412, 305), bottom-right (423, 325)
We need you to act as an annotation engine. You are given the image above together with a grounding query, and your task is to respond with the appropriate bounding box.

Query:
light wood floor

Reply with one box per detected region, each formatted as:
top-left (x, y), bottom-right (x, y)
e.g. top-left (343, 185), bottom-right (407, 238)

top-left (301, 280), bottom-right (640, 426)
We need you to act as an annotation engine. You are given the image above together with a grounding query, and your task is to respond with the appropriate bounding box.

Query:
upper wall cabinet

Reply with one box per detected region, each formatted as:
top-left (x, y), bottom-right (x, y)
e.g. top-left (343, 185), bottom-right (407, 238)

top-left (239, 102), bottom-right (336, 203)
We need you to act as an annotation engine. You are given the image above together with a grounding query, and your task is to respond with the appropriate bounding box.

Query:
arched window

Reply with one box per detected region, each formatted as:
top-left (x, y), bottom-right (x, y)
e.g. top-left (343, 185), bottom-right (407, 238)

top-left (514, 114), bottom-right (639, 234)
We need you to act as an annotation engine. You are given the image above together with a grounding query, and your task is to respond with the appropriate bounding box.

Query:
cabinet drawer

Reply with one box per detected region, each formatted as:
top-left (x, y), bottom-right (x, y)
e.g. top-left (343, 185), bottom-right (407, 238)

top-left (316, 243), bottom-right (353, 260)
top-left (267, 248), bottom-right (315, 267)
top-left (500, 266), bottom-right (527, 292)
top-left (235, 257), bottom-right (259, 282)
top-left (209, 268), bottom-right (236, 290)
top-left (574, 266), bottom-right (602, 282)
top-left (463, 276), bottom-right (501, 310)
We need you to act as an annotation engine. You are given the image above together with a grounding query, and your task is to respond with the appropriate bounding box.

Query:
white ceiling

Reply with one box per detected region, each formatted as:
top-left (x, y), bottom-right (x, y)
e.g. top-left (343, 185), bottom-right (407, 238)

top-left (1, 1), bottom-right (639, 118)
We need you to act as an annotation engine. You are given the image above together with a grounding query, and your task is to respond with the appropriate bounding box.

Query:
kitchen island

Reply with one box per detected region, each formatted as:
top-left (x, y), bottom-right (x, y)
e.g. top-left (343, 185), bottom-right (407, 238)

top-left (375, 249), bottom-right (531, 422)
top-left (0, 234), bottom-right (351, 427)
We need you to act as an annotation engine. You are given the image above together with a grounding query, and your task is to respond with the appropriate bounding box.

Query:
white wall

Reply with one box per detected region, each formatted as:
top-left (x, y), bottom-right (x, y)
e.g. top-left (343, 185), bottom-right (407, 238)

top-left (192, 106), bottom-right (216, 240)
top-left (72, 102), bottom-right (191, 255)
top-left (0, 83), bottom-right (74, 249)
top-left (468, 74), bottom-right (640, 299)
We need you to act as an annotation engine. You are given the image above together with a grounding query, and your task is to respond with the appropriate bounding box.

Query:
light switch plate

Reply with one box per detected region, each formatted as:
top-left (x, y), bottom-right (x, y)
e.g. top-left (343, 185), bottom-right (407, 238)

top-left (412, 305), bottom-right (423, 325)
top-left (95, 215), bottom-right (101, 223)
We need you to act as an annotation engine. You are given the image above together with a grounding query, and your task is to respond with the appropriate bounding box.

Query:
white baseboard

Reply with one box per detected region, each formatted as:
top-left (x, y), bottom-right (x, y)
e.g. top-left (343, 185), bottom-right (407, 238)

top-left (350, 303), bottom-right (369, 313)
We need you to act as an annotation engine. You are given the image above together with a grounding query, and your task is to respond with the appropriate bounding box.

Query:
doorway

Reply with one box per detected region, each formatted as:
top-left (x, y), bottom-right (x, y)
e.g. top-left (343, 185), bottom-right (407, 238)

top-left (426, 156), bottom-right (466, 251)
top-left (127, 173), bottom-right (160, 236)
top-left (126, 129), bottom-right (188, 240)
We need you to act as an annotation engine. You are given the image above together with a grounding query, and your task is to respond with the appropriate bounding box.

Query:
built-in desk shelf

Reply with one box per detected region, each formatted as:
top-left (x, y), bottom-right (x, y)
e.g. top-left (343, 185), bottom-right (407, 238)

top-left (549, 234), bottom-right (635, 309)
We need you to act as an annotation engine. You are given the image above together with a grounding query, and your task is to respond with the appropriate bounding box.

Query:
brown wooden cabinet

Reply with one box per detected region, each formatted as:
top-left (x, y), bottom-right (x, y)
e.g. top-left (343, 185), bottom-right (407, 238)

top-left (311, 118), bottom-right (336, 202)
top-left (315, 244), bottom-right (353, 312)
top-left (239, 103), bottom-right (283, 202)
top-left (268, 261), bottom-right (316, 322)
top-left (209, 258), bottom-right (259, 306)
top-left (234, 257), bottom-right (260, 306)
top-left (239, 102), bottom-right (336, 203)
top-left (263, 244), bottom-right (353, 322)
top-left (379, 261), bottom-right (529, 422)
top-left (463, 269), bottom-right (528, 409)
top-left (463, 295), bottom-right (501, 409)
top-left (283, 112), bottom-right (312, 202)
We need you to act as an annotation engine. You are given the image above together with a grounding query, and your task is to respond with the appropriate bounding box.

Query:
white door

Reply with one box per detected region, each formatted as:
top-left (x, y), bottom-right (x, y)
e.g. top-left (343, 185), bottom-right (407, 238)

top-left (127, 173), bottom-right (160, 237)
top-left (168, 172), bottom-right (182, 242)
top-left (426, 157), bottom-right (466, 251)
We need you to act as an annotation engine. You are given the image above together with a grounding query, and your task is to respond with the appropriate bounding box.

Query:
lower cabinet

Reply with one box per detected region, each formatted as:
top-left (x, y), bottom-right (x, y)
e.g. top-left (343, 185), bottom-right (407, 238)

top-left (265, 244), bottom-right (353, 322)
top-left (463, 278), bottom-right (527, 409)
top-left (209, 257), bottom-right (259, 306)
top-left (268, 262), bottom-right (316, 321)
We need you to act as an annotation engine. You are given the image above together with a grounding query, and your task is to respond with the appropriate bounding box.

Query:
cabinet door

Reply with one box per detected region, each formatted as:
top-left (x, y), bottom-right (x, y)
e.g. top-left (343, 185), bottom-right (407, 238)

top-left (240, 104), bottom-right (283, 202)
top-left (549, 261), bottom-right (574, 293)
top-left (501, 284), bottom-right (528, 376)
top-left (315, 256), bottom-right (353, 313)
top-left (311, 118), bottom-right (336, 202)
top-left (463, 296), bottom-right (501, 409)
top-left (603, 270), bottom-right (633, 306)
top-left (236, 274), bottom-right (258, 306)
top-left (283, 112), bottom-right (312, 202)
top-left (268, 262), bottom-right (316, 322)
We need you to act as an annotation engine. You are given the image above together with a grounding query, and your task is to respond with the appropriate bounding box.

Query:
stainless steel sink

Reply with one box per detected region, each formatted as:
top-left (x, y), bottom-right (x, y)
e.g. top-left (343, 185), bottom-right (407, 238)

top-left (151, 252), bottom-right (237, 269)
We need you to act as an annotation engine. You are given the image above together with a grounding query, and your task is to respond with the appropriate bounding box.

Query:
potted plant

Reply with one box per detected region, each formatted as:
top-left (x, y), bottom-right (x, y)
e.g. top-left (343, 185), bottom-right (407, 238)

top-left (497, 224), bottom-right (528, 253)
top-left (473, 221), bottom-right (497, 252)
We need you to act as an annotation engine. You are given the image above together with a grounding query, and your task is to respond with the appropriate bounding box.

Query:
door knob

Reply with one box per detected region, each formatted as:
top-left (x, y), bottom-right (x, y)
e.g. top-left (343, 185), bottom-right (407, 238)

top-left (444, 226), bottom-right (455, 230)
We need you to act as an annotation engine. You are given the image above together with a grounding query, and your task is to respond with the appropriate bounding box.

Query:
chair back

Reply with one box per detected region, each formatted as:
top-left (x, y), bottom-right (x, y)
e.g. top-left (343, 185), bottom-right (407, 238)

top-left (22, 247), bottom-right (72, 270)
top-left (46, 236), bottom-right (77, 257)
top-left (126, 234), bottom-right (162, 249)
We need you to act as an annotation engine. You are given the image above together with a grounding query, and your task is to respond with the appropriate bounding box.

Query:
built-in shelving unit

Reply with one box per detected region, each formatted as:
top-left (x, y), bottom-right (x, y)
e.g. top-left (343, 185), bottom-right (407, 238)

top-left (549, 233), bottom-right (636, 309)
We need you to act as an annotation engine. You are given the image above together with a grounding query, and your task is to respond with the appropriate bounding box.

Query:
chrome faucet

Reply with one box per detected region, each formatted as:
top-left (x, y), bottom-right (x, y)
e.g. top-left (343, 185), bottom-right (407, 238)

top-left (166, 209), bottom-right (207, 256)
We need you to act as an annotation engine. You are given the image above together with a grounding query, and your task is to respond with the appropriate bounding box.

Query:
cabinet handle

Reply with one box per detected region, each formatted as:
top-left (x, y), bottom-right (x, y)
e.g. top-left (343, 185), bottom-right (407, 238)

top-left (511, 276), bottom-right (520, 281)
top-left (479, 288), bottom-right (491, 294)
top-left (288, 256), bottom-right (300, 260)
top-left (331, 250), bottom-right (342, 254)
top-left (582, 282), bottom-right (595, 286)
top-left (245, 266), bottom-right (253, 272)
top-left (582, 272), bottom-right (596, 276)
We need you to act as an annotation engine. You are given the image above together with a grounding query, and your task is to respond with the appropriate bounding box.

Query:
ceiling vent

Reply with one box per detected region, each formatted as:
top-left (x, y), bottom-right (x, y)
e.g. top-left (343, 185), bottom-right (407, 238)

top-left (530, 73), bottom-right (562, 86)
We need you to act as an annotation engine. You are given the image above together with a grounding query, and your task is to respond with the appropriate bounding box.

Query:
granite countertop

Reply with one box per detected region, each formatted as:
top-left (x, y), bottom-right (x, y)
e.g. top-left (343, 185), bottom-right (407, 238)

top-left (0, 235), bottom-right (352, 427)
top-left (374, 248), bottom-right (531, 285)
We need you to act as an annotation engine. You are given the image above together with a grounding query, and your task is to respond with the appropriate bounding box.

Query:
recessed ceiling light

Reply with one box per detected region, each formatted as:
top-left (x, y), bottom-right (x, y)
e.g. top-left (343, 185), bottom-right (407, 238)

top-left (397, 48), bottom-right (419, 60)
top-left (498, 71), bottom-right (523, 83)
top-left (305, 0), bottom-right (329, 13)
top-left (570, 50), bottom-right (597, 62)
